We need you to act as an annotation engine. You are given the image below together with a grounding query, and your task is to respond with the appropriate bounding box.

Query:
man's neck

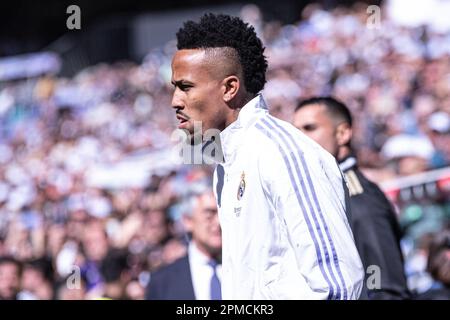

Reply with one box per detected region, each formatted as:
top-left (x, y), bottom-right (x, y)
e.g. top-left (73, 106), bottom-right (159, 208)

top-left (224, 93), bottom-right (256, 128)
top-left (192, 241), bottom-right (220, 261)
top-left (337, 146), bottom-right (351, 162)
top-left (224, 109), bottom-right (241, 128)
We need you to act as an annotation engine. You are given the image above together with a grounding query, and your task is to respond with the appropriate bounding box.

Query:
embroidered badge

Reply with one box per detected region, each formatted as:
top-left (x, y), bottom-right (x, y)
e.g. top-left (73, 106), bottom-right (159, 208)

top-left (237, 172), bottom-right (246, 200)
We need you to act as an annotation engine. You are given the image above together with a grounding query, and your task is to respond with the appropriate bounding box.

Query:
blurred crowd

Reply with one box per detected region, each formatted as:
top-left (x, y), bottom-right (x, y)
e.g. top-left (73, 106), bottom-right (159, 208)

top-left (0, 2), bottom-right (449, 299)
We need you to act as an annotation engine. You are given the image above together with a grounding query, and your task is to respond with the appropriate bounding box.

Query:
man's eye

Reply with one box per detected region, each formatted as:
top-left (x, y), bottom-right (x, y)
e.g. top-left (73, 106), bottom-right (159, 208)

top-left (180, 85), bottom-right (191, 92)
top-left (303, 125), bottom-right (316, 131)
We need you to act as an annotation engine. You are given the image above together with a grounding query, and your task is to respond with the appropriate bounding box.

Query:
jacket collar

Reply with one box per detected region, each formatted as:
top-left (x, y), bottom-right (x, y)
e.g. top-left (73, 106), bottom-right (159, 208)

top-left (218, 94), bottom-right (268, 163)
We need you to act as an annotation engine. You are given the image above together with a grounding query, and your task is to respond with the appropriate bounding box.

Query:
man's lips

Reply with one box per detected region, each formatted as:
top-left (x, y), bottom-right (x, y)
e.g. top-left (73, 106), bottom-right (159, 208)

top-left (176, 114), bottom-right (188, 122)
top-left (176, 111), bottom-right (190, 123)
top-left (176, 112), bottom-right (190, 129)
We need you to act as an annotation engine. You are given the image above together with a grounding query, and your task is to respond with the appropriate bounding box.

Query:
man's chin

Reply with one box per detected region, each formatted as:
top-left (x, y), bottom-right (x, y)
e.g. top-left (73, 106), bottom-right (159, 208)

top-left (186, 131), bottom-right (203, 146)
top-left (176, 126), bottom-right (201, 145)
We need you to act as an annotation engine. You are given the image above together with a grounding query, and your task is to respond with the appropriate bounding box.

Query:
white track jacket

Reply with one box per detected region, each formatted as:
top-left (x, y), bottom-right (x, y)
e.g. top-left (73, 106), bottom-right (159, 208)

top-left (213, 95), bottom-right (364, 300)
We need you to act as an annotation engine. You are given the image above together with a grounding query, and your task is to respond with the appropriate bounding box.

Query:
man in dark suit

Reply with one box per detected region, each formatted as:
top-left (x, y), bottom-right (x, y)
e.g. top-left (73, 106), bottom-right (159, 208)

top-left (293, 97), bottom-right (411, 299)
top-left (145, 182), bottom-right (222, 300)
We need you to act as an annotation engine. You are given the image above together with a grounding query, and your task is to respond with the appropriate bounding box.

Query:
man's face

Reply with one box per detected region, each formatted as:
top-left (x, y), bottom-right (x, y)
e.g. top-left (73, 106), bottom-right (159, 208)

top-left (185, 192), bottom-right (222, 255)
top-left (82, 221), bottom-right (108, 262)
top-left (144, 210), bottom-right (169, 246)
top-left (293, 103), bottom-right (340, 157)
top-left (171, 49), bottom-right (226, 141)
top-left (0, 262), bottom-right (20, 300)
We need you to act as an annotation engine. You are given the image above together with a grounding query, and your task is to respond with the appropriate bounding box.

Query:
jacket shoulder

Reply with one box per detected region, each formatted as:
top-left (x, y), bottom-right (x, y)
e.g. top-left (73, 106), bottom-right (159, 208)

top-left (146, 255), bottom-right (194, 300)
top-left (347, 168), bottom-right (400, 231)
top-left (347, 169), bottom-right (392, 205)
top-left (249, 115), bottom-right (314, 156)
top-left (151, 255), bottom-right (190, 279)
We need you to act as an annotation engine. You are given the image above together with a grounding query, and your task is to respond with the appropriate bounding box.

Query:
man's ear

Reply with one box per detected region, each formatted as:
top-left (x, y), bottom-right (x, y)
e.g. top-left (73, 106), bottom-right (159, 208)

top-left (182, 214), bottom-right (193, 233)
top-left (222, 75), bottom-right (240, 102)
top-left (336, 122), bottom-right (352, 147)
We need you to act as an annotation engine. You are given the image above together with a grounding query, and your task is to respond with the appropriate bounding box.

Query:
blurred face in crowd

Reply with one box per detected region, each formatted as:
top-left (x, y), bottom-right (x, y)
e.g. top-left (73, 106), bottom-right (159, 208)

top-left (427, 231), bottom-right (450, 285)
top-left (67, 210), bottom-right (89, 241)
top-left (0, 261), bottom-right (20, 300)
top-left (293, 103), bottom-right (352, 159)
top-left (171, 49), bottom-right (243, 142)
top-left (434, 249), bottom-right (450, 285)
top-left (184, 191), bottom-right (222, 258)
top-left (397, 156), bottom-right (428, 176)
top-left (162, 238), bottom-right (187, 265)
top-left (144, 210), bottom-right (170, 246)
top-left (21, 266), bottom-right (53, 300)
top-left (82, 221), bottom-right (109, 262)
top-left (125, 280), bottom-right (145, 300)
top-left (47, 224), bottom-right (67, 257)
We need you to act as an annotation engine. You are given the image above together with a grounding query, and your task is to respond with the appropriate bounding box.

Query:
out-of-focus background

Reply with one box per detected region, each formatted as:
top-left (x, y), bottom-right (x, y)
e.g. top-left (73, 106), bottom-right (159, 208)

top-left (0, 0), bottom-right (449, 299)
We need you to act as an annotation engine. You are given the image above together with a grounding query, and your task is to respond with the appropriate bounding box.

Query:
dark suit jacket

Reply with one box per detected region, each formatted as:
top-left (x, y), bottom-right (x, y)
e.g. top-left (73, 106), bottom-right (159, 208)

top-left (145, 255), bottom-right (196, 300)
top-left (341, 156), bottom-right (411, 300)
top-left (413, 286), bottom-right (450, 300)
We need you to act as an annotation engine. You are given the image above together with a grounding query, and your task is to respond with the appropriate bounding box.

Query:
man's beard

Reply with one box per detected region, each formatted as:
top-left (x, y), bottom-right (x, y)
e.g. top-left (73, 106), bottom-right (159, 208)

top-left (187, 130), bottom-right (203, 146)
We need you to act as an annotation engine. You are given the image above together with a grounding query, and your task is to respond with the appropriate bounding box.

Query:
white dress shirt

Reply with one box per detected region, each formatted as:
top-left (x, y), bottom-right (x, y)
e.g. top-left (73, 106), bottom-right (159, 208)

top-left (188, 242), bottom-right (222, 300)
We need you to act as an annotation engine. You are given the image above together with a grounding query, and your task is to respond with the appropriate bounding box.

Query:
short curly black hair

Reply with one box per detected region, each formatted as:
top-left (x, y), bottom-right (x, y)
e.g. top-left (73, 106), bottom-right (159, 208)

top-left (176, 13), bottom-right (268, 95)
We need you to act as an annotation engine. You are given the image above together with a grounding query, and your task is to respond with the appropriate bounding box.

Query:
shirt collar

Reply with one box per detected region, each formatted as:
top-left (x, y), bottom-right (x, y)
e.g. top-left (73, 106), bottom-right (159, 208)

top-left (188, 241), bottom-right (212, 266)
top-left (338, 155), bottom-right (357, 172)
top-left (218, 94), bottom-right (268, 163)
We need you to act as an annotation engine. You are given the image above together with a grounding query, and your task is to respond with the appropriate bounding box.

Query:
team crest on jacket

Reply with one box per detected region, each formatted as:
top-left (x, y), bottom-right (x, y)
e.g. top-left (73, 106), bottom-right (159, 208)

top-left (237, 172), bottom-right (246, 200)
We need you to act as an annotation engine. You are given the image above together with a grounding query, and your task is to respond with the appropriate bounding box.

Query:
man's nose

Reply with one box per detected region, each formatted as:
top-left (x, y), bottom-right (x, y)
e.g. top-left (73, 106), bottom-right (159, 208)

top-left (211, 212), bottom-right (220, 224)
top-left (171, 89), bottom-right (184, 110)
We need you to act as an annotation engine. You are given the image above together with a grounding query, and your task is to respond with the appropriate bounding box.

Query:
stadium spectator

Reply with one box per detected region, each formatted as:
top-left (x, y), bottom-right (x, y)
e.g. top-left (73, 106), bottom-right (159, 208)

top-left (414, 229), bottom-right (450, 299)
top-left (0, 256), bottom-right (22, 300)
top-left (146, 180), bottom-right (221, 300)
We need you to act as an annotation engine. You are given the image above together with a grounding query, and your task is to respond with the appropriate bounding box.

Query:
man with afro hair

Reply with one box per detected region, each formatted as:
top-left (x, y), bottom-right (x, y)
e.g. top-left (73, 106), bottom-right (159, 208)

top-left (170, 13), bottom-right (364, 299)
